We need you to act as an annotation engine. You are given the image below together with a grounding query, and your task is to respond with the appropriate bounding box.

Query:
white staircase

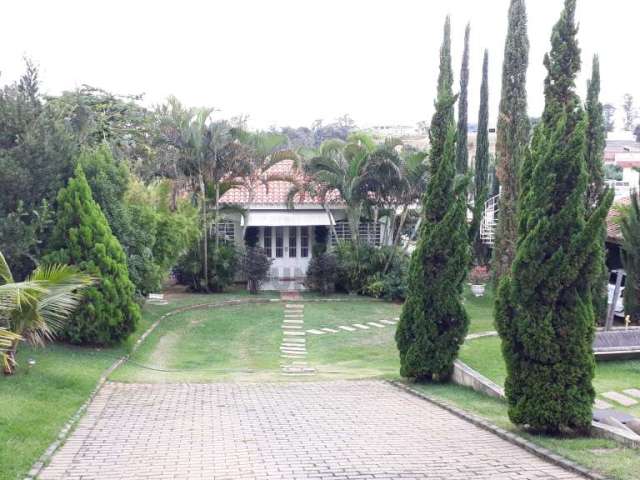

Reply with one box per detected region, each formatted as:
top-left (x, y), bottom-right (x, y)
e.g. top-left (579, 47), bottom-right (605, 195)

top-left (480, 194), bottom-right (500, 245)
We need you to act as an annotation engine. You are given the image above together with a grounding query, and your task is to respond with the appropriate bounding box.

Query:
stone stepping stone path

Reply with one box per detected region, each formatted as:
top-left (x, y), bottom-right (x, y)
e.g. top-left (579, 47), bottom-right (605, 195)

top-left (305, 318), bottom-right (400, 336)
top-left (601, 391), bottom-right (638, 407)
top-left (279, 301), bottom-right (315, 376)
top-left (594, 399), bottom-right (613, 410)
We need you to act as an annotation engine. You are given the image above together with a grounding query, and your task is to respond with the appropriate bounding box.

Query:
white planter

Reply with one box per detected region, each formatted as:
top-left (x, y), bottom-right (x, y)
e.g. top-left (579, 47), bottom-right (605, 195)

top-left (470, 284), bottom-right (486, 297)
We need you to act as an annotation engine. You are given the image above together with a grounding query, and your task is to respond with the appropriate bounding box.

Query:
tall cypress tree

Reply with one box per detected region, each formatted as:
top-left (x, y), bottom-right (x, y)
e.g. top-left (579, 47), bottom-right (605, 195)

top-left (456, 24), bottom-right (471, 174)
top-left (585, 56), bottom-right (608, 321)
top-left (493, 0), bottom-right (530, 282)
top-left (471, 50), bottom-right (490, 264)
top-left (396, 17), bottom-right (470, 381)
top-left (495, 0), bottom-right (614, 433)
top-left (46, 164), bottom-right (141, 345)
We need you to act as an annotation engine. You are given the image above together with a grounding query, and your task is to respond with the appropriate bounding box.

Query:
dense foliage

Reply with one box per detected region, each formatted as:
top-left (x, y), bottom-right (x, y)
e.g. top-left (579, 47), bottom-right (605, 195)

top-left (241, 247), bottom-right (273, 294)
top-left (396, 17), bottom-right (470, 381)
top-left (175, 241), bottom-right (239, 293)
top-left (456, 24), bottom-right (470, 174)
top-left (493, 0), bottom-right (530, 283)
top-left (305, 252), bottom-right (338, 295)
top-left (496, 0), bottom-right (613, 433)
top-left (45, 166), bottom-right (141, 345)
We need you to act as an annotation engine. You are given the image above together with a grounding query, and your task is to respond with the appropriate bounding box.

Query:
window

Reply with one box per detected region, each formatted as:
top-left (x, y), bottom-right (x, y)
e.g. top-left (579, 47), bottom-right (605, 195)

top-left (301, 226), bottom-right (309, 257)
top-left (275, 227), bottom-right (284, 258)
top-left (289, 227), bottom-right (297, 257)
top-left (215, 221), bottom-right (235, 243)
top-left (263, 227), bottom-right (272, 257)
top-left (331, 220), bottom-right (381, 246)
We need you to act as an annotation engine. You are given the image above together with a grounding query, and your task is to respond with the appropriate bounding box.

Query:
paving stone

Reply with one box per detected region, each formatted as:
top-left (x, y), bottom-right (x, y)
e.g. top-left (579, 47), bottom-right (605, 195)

top-left (283, 331), bottom-right (305, 336)
top-left (367, 322), bottom-right (385, 328)
top-left (39, 381), bottom-right (586, 480)
top-left (283, 319), bottom-right (304, 324)
top-left (285, 304), bottom-right (304, 309)
top-left (594, 399), bottom-right (612, 409)
top-left (353, 323), bottom-right (370, 330)
top-left (283, 338), bottom-right (305, 343)
top-left (321, 327), bottom-right (339, 333)
top-left (379, 320), bottom-right (397, 325)
top-left (338, 326), bottom-right (357, 332)
top-left (306, 329), bottom-right (326, 335)
top-left (623, 388), bottom-right (640, 399)
top-left (282, 324), bottom-right (303, 329)
top-left (280, 346), bottom-right (306, 352)
top-left (602, 391), bottom-right (638, 406)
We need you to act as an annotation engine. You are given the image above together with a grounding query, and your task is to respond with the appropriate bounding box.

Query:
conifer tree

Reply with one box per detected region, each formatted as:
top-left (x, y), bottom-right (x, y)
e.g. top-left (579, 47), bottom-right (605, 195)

top-left (46, 164), bottom-right (141, 344)
top-left (493, 0), bottom-right (530, 282)
top-left (495, 0), bottom-right (614, 433)
top-left (471, 50), bottom-right (490, 263)
top-left (585, 55), bottom-right (608, 321)
top-left (396, 17), bottom-right (470, 380)
top-left (456, 24), bottom-right (470, 174)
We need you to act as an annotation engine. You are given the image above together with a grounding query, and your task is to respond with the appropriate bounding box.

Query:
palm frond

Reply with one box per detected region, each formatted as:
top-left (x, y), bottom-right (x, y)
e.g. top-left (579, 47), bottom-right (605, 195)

top-left (0, 252), bottom-right (14, 285)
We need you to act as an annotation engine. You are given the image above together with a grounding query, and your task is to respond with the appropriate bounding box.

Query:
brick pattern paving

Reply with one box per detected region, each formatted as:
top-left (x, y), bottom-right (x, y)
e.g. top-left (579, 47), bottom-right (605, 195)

top-left (39, 381), bottom-right (584, 480)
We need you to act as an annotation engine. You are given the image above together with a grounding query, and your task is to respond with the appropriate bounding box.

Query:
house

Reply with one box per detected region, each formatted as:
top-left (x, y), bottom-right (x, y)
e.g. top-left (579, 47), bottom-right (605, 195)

top-left (218, 160), bottom-right (390, 281)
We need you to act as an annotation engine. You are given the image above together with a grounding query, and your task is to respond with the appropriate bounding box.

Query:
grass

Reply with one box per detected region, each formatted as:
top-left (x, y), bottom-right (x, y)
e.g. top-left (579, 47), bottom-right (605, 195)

top-left (112, 296), bottom-right (403, 382)
top-left (459, 335), bottom-right (640, 418)
top-left (414, 382), bottom-right (640, 480)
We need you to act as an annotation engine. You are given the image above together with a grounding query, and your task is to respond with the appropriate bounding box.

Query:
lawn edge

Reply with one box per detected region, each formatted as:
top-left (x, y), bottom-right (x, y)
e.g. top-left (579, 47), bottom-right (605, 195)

top-left (387, 380), bottom-right (610, 480)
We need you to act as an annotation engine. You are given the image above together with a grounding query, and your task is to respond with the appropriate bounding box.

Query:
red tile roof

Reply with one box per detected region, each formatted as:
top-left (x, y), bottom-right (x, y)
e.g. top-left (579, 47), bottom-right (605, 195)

top-left (219, 160), bottom-right (342, 206)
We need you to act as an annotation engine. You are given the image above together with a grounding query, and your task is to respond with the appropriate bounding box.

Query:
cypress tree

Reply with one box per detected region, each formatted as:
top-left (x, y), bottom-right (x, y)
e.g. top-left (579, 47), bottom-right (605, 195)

top-left (46, 164), bottom-right (141, 344)
top-left (622, 191), bottom-right (640, 322)
top-left (471, 50), bottom-right (490, 264)
top-left (585, 56), bottom-right (608, 321)
top-left (396, 17), bottom-right (470, 381)
top-left (493, 0), bottom-right (530, 282)
top-left (456, 24), bottom-right (470, 174)
top-left (495, 0), bottom-right (614, 433)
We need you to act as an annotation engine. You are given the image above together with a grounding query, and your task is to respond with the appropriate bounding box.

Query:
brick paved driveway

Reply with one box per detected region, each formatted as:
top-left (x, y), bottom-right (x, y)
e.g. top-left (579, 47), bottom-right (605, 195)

top-left (39, 381), bottom-right (583, 480)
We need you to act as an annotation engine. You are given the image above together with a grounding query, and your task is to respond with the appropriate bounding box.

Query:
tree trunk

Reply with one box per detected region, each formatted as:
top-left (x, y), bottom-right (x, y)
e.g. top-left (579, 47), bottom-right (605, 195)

top-left (383, 206), bottom-right (409, 274)
top-left (323, 203), bottom-right (339, 246)
top-left (2, 342), bottom-right (18, 375)
top-left (199, 173), bottom-right (209, 292)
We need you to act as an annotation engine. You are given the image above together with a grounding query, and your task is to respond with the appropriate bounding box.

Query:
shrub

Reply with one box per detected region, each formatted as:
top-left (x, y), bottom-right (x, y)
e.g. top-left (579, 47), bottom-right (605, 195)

top-left (334, 242), bottom-right (386, 293)
top-left (175, 242), bottom-right (239, 292)
top-left (45, 165), bottom-right (141, 345)
top-left (241, 247), bottom-right (273, 293)
top-left (306, 252), bottom-right (338, 295)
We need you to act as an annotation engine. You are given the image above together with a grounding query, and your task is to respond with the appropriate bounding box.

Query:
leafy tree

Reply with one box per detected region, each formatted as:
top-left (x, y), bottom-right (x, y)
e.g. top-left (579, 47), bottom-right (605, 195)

top-left (603, 103), bottom-right (616, 133)
top-left (622, 190), bottom-right (640, 321)
top-left (622, 93), bottom-right (636, 131)
top-left (0, 251), bottom-right (92, 374)
top-left (395, 16), bottom-right (470, 381)
top-left (493, 0), bottom-right (530, 283)
top-left (305, 252), bottom-right (338, 295)
top-left (175, 241), bottom-right (238, 292)
top-left (496, 0), bottom-right (614, 433)
top-left (0, 61), bottom-right (78, 277)
top-left (470, 50), bottom-right (490, 264)
top-left (456, 24), bottom-right (471, 174)
top-left (45, 166), bottom-right (141, 345)
top-left (585, 56), bottom-right (608, 321)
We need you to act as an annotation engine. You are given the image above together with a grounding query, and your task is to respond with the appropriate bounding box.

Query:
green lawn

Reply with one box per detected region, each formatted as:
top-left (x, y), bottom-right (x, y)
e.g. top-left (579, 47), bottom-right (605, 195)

top-left (112, 296), bottom-right (402, 382)
top-left (463, 285), bottom-right (496, 333)
top-left (416, 383), bottom-right (640, 480)
top-left (460, 335), bottom-right (640, 418)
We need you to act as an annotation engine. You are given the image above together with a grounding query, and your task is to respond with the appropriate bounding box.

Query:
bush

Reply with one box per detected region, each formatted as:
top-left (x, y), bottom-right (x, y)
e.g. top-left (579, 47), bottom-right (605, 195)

top-left (242, 247), bottom-right (273, 293)
top-left (305, 252), bottom-right (338, 295)
top-left (364, 259), bottom-right (408, 302)
top-left (45, 165), bottom-right (141, 345)
top-left (175, 241), bottom-right (239, 292)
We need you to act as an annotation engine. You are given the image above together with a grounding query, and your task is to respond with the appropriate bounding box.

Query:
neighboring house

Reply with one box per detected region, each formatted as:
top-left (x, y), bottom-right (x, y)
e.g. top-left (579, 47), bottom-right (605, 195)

top-left (219, 160), bottom-right (390, 280)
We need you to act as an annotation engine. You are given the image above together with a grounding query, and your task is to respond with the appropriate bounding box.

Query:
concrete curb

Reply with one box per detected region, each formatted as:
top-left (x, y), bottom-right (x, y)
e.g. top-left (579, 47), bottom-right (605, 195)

top-left (24, 297), bottom-right (280, 480)
top-left (387, 380), bottom-right (610, 480)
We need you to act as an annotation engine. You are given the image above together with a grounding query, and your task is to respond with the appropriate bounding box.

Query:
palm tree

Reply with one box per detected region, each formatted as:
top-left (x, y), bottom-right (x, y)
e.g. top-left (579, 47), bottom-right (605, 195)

top-left (0, 252), bottom-right (93, 374)
top-left (233, 131), bottom-right (300, 238)
top-left (303, 133), bottom-right (376, 242)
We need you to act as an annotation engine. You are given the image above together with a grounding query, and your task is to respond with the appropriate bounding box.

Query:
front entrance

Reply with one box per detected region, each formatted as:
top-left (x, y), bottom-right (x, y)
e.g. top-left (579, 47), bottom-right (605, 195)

top-left (260, 226), bottom-right (312, 279)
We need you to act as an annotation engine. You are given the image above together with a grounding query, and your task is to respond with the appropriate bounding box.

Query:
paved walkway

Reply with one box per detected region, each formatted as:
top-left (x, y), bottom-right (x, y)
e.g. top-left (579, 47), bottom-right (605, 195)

top-left (39, 381), bottom-right (583, 480)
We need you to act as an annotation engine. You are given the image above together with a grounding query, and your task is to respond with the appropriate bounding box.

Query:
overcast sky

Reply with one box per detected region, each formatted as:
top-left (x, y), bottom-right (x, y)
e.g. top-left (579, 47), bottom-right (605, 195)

top-left (2, 0), bottom-right (639, 130)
